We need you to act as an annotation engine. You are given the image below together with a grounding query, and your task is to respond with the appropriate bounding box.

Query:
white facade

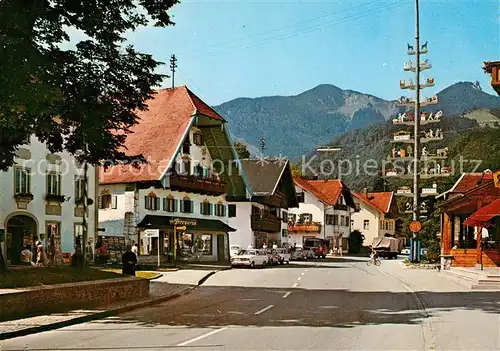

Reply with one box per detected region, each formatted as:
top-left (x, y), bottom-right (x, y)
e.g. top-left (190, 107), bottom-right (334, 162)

top-left (98, 125), bottom-right (232, 262)
top-left (351, 198), bottom-right (395, 247)
top-left (0, 135), bottom-right (97, 263)
top-left (289, 185), bottom-right (352, 251)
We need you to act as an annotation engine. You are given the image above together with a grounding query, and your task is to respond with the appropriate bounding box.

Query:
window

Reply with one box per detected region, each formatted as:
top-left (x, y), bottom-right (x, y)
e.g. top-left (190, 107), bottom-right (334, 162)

top-left (363, 220), bottom-right (370, 230)
top-left (251, 205), bottom-right (261, 216)
top-left (281, 211), bottom-right (288, 223)
top-left (333, 215), bottom-right (339, 226)
top-left (144, 195), bottom-right (160, 210)
top-left (351, 219), bottom-right (354, 227)
top-left (228, 204), bottom-right (237, 218)
top-left (303, 213), bottom-right (312, 223)
top-left (163, 197), bottom-right (176, 212)
top-left (288, 213), bottom-right (296, 223)
top-left (99, 194), bottom-right (117, 209)
top-left (75, 177), bottom-right (84, 201)
top-left (181, 199), bottom-right (193, 213)
top-left (193, 133), bottom-right (203, 146)
top-left (14, 167), bottom-right (31, 194)
top-left (183, 160), bottom-right (191, 175)
top-left (282, 229), bottom-right (288, 237)
top-left (200, 201), bottom-right (212, 215)
top-left (193, 164), bottom-right (204, 177)
top-left (182, 233), bottom-right (212, 256)
top-left (296, 192), bottom-right (305, 202)
top-left (46, 173), bottom-right (62, 196)
top-left (75, 223), bottom-right (83, 242)
top-left (215, 203), bottom-right (226, 217)
top-left (182, 138), bottom-right (191, 154)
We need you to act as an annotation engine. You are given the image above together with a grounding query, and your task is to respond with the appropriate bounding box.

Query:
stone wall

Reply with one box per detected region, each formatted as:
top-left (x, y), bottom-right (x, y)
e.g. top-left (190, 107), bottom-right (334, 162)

top-left (1, 277), bottom-right (149, 322)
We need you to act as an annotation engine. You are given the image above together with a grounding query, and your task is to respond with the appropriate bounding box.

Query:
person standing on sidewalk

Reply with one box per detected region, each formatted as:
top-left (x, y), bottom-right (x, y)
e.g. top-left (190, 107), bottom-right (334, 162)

top-left (122, 245), bottom-right (137, 276)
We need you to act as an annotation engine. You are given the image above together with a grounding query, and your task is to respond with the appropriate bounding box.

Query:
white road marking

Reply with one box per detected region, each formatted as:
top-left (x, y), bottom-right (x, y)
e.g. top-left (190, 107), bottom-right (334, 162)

top-left (177, 327), bottom-right (228, 346)
top-left (301, 272), bottom-right (305, 276)
top-left (282, 291), bottom-right (292, 298)
top-left (254, 304), bottom-right (274, 315)
top-left (292, 282), bottom-right (298, 288)
top-left (297, 277), bottom-right (302, 281)
top-left (305, 269), bottom-right (309, 272)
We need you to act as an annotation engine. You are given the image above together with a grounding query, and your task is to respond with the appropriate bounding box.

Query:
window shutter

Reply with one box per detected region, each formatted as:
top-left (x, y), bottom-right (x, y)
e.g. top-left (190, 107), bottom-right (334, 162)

top-left (228, 204), bottom-right (236, 218)
top-left (98, 196), bottom-right (102, 209)
top-left (222, 205), bottom-right (226, 217)
top-left (144, 196), bottom-right (149, 209)
top-left (200, 202), bottom-right (204, 215)
top-left (46, 174), bottom-right (50, 194)
top-left (155, 197), bottom-right (160, 210)
top-left (163, 198), bottom-right (167, 211)
top-left (174, 199), bottom-right (178, 212)
top-left (58, 174), bottom-right (62, 195)
top-left (190, 200), bottom-right (194, 213)
top-left (111, 195), bottom-right (117, 209)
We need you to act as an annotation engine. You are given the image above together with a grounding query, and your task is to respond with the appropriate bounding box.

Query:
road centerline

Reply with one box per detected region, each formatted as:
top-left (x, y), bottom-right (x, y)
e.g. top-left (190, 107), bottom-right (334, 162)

top-left (297, 277), bottom-right (302, 281)
top-left (301, 272), bottom-right (305, 275)
top-left (254, 304), bottom-right (274, 315)
top-left (282, 291), bottom-right (292, 298)
top-left (292, 282), bottom-right (298, 288)
top-left (177, 327), bottom-right (228, 346)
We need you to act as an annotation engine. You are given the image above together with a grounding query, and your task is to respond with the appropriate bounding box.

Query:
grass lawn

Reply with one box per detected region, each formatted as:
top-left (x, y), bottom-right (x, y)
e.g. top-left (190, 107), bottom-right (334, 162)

top-left (101, 268), bottom-right (161, 280)
top-left (0, 267), bottom-right (123, 289)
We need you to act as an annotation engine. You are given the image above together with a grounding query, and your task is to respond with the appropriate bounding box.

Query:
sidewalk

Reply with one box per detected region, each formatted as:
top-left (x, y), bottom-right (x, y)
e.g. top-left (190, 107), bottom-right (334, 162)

top-left (0, 269), bottom-right (218, 340)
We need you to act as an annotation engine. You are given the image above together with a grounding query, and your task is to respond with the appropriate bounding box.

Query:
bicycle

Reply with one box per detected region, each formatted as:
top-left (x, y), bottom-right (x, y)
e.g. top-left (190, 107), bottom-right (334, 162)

top-left (366, 257), bottom-right (381, 266)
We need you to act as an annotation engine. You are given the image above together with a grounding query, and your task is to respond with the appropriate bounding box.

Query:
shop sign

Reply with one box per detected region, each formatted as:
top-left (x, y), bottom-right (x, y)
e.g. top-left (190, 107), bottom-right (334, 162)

top-left (169, 218), bottom-right (197, 227)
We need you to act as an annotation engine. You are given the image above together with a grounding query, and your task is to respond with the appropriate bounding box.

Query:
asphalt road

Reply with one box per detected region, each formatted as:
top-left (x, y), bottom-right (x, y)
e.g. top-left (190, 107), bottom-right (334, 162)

top-left (2, 257), bottom-right (499, 350)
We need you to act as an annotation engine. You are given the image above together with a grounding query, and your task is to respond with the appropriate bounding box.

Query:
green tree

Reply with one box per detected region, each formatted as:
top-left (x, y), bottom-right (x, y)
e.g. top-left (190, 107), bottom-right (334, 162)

top-left (290, 162), bottom-right (303, 176)
top-left (0, 0), bottom-right (178, 273)
top-left (348, 230), bottom-right (364, 254)
top-left (0, 0), bottom-right (179, 170)
top-left (234, 141), bottom-right (250, 159)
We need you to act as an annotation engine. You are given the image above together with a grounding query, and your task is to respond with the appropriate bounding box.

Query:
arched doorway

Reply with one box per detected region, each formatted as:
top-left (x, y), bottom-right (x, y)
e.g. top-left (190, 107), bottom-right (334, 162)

top-left (6, 215), bottom-right (37, 265)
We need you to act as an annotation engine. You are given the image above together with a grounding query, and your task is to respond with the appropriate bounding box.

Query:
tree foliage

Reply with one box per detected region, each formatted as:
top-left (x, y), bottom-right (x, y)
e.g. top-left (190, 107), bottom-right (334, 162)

top-left (234, 141), bottom-right (250, 159)
top-left (0, 0), bottom-right (179, 170)
top-left (348, 230), bottom-right (364, 254)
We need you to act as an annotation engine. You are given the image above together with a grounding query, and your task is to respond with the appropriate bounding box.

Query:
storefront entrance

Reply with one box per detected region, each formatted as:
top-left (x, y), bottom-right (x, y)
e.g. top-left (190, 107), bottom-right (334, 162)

top-left (6, 214), bottom-right (37, 265)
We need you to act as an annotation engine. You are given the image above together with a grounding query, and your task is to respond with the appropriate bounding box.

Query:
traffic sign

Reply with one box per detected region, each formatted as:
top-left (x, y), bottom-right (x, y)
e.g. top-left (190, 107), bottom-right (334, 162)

top-left (409, 221), bottom-right (422, 233)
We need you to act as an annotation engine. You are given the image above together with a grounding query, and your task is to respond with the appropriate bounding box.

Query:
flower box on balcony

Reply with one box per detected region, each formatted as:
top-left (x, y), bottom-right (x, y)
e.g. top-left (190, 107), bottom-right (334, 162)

top-left (14, 193), bottom-right (34, 201)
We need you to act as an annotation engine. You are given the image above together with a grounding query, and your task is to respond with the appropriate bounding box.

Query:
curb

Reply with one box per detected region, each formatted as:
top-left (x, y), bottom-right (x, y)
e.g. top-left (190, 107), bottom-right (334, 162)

top-left (0, 270), bottom-right (216, 341)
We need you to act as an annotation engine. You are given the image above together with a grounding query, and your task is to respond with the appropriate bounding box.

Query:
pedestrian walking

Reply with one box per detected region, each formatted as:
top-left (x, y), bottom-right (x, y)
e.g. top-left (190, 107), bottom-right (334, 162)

top-left (122, 245), bottom-right (137, 276)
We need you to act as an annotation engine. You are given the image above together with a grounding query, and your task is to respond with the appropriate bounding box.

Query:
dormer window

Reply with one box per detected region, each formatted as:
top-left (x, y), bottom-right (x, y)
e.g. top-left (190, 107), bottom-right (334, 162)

top-left (193, 132), bottom-right (203, 146)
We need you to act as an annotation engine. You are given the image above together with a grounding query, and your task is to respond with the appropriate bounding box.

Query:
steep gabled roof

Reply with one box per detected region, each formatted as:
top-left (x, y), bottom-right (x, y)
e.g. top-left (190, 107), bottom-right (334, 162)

top-left (294, 177), bottom-right (355, 207)
top-left (353, 191), bottom-right (393, 214)
top-left (100, 86), bottom-right (225, 184)
top-left (241, 159), bottom-right (288, 195)
top-left (437, 172), bottom-right (494, 199)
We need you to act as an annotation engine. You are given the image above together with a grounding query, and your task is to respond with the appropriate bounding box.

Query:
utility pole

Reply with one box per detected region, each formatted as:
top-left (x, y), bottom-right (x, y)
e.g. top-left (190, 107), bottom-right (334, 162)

top-left (413, 0), bottom-right (421, 227)
top-left (170, 54), bottom-right (177, 88)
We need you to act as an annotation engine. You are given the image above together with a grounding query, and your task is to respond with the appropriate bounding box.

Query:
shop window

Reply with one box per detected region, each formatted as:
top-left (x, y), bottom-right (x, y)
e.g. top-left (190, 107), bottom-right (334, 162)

top-left (163, 197), bottom-right (176, 212)
top-left (145, 195), bottom-right (160, 210)
top-left (227, 204), bottom-right (237, 217)
top-left (14, 167), bottom-right (31, 194)
top-left (215, 203), bottom-right (226, 217)
top-left (99, 194), bottom-right (117, 209)
top-left (181, 233), bottom-right (212, 256)
top-left (200, 201), bottom-right (212, 215)
top-left (181, 199), bottom-right (193, 213)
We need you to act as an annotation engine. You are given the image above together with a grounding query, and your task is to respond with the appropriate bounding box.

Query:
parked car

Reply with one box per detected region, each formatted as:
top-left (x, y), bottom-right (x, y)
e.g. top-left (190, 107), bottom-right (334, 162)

top-left (230, 249), bottom-right (268, 268)
top-left (291, 247), bottom-right (307, 260)
top-left (401, 247), bottom-right (410, 255)
top-left (275, 248), bottom-right (291, 264)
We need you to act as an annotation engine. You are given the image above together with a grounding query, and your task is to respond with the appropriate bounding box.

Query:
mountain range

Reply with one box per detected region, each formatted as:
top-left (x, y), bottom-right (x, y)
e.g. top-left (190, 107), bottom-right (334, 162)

top-left (214, 82), bottom-right (500, 160)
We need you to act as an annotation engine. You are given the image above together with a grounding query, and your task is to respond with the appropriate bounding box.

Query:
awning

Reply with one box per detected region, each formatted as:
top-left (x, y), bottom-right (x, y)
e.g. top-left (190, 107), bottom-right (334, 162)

top-left (137, 215), bottom-right (236, 232)
top-left (463, 198), bottom-right (500, 228)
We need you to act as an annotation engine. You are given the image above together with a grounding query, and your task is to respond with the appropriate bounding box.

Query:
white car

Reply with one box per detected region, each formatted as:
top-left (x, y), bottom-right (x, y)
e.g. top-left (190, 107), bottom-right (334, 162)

top-left (230, 249), bottom-right (268, 268)
top-left (275, 248), bottom-right (290, 264)
top-left (401, 247), bottom-right (410, 255)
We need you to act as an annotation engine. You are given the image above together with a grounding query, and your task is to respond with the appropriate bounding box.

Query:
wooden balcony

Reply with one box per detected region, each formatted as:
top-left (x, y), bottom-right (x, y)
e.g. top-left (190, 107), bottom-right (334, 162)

top-left (169, 174), bottom-right (227, 195)
top-left (251, 214), bottom-right (281, 233)
top-left (334, 204), bottom-right (348, 211)
top-left (288, 222), bottom-right (322, 233)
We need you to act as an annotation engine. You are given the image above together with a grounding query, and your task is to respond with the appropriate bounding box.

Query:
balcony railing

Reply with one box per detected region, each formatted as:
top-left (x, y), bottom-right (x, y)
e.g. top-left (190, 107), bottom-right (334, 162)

top-left (169, 174), bottom-right (227, 195)
top-left (251, 214), bottom-right (282, 233)
top-left (334, 204), bottom-right (348, 211)
top-left (288, 222), bottom-right (322, 233)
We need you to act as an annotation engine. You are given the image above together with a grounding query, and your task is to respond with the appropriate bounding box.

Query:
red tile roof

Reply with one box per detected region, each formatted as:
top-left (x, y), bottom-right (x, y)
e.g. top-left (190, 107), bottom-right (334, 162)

top-left (352, 191), bottom-right (393, 214)
top-left (294, 177), bottom-right (343, 205)
top-left (100, 86), bottom-right (224, 184)
top-left (451, 172), bottom-right (494, 193)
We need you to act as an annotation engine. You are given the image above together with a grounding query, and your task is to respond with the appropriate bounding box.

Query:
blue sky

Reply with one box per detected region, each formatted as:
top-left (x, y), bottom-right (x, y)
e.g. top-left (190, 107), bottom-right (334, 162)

top-left (124, 0), bottom-right (499, 105)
